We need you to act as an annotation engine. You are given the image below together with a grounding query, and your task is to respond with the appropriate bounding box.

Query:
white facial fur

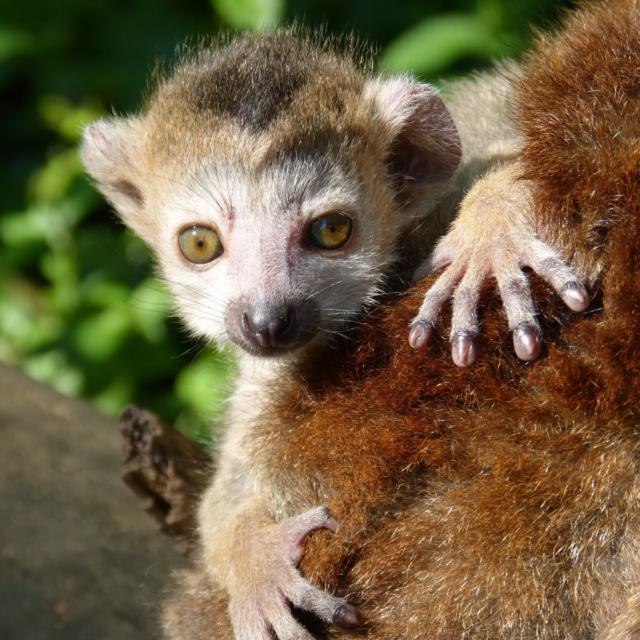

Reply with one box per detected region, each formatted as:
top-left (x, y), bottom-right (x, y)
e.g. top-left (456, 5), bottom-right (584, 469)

top-left (143, 154), bottom-right (394, 355)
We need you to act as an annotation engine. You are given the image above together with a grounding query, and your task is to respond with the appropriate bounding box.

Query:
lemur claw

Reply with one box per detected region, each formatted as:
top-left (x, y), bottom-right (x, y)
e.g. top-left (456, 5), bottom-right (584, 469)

top-left (333, 603), bottom-right (360, 627)
top-left (408, 319), bottom-right (432, 350)
top-left (513, 322), bottom-right (542, 361)
top-left (451, 330), bottom-right (477, 367)
top-left (560, 281), bottom-right (590, 312)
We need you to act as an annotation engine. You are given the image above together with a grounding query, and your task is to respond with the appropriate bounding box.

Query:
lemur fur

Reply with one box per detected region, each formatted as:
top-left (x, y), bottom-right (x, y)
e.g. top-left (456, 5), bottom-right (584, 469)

top-left (161, 1), bottom-right (640, 638)
top-left (81, 22), bottom-right (594, 640)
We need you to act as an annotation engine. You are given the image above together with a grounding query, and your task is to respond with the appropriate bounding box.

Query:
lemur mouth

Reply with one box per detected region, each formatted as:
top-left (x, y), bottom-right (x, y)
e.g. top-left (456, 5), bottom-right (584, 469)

top-left (235, 334), bottom-right (314, 358)
top-left (226, 298), bottom-right (320, 357)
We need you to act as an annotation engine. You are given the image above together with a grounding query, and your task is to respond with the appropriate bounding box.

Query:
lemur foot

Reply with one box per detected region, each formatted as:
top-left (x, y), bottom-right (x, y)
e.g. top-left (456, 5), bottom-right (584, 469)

top-left (408, 170), bottom-right (589, 366)
top-left (227, 506), bottom-right (359, 640)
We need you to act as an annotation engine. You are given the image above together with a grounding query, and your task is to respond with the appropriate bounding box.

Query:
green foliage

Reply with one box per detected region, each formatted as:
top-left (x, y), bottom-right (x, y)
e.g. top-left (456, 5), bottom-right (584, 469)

top-left (0, 0), bottom-right (570, 441)
top-left (212, 0), bottom-right (285, 30)
top-left (382, 13), bottom-right (506, 76)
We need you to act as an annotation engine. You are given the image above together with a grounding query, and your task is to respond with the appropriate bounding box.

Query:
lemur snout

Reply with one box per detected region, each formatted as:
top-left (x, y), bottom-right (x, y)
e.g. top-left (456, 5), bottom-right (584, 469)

top-left (241, 304), bottom-right (296, 350)
top-left (226, 298), bottom-right (320, 356)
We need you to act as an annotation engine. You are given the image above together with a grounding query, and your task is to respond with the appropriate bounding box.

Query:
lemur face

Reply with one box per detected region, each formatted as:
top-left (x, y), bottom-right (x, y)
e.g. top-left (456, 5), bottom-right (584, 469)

top-left (151, 153), bottom-right (392, 356)
top-left (81, 33), bottom-right (460, 358)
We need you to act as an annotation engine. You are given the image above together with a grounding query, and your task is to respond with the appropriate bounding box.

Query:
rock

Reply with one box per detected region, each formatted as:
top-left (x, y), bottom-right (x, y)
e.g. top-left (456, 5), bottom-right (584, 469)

top-left (0, 364), bottom-right (185, 640)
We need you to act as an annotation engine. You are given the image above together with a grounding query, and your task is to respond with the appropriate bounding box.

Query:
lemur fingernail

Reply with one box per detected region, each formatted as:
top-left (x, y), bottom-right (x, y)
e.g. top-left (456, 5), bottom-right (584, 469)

top-left (513, 323), bottom-right (541, 361)
top-left (325, 516), bottom-right (339, 532)
top-left (561, 282), bottom-right (590, 311)
top-left (452, 332), bottom-right (477, 367)
top-left (333, 603), bottom-right (360, 628)
top-left (409, 321), bottom-right (432, 349)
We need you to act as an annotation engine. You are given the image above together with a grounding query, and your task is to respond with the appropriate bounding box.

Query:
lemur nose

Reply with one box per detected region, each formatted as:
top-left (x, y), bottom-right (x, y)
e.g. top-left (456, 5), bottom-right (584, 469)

top-left (240, 305), bottom-right (296, 350)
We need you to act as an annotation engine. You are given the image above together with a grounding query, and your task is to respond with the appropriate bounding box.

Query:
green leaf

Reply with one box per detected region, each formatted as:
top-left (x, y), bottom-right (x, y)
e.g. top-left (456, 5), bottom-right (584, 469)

top-left (381, 13), bottom-right (507, 77)
top-left (174, 408), bottom-right (215, 445)
top-left (1, 190), bottom-right (93, 249)
top-left (84, 280), bottom-right (130, 310)
top-left (211, 0), bottom-right (284, 30)
top-left (0, 27), bottom-right (34, 63)
top-left (40, 250), bottom-right (81, 314)
top-left (175, 349), bottom-right (236, 419)
top-left (0, 282), bottom-right (62, 355)
top-left (72, 308), bottom-right (133, 361)
top-left (1, 206), bottom-right (53, 246)
top-left (22, 350), bottom-right (84, 397)
top-left (38, 95), bottom-right (103, 143)
top-left (92, 377), bottom-right (134, 416)
top-left (28, 148), bottom-right (83, 203)
top-left (130, 278), bottom-right (171, 343)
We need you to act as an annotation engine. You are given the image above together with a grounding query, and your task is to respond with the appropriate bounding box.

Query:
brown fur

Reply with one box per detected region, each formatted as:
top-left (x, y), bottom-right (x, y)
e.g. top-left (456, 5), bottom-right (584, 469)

top-left (163, 1), bottom-right (640, 638)
top-left (144, 31), bottom-right (371, 166)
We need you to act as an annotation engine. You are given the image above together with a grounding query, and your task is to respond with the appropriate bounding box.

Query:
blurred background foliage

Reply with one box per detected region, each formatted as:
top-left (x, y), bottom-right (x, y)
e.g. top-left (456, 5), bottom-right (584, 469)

top-left (0, 0), bottom-right (570, 443)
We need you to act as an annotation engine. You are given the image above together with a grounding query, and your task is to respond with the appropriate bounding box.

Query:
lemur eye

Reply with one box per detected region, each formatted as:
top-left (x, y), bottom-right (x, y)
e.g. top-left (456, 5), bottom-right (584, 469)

top-left (307, 212), bottom-right (353, 250)
top-left (178, 225), bottom-right (223, 264)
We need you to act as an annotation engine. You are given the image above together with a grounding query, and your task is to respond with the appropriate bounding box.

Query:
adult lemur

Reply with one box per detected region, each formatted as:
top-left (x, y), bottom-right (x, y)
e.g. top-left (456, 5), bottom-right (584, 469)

top-left (78, 0), bottom-right (638, 637)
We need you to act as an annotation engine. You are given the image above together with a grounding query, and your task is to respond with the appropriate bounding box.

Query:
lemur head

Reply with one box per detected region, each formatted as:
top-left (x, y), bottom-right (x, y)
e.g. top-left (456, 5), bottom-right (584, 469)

top-left (81, 32), bottom-right (460, 358)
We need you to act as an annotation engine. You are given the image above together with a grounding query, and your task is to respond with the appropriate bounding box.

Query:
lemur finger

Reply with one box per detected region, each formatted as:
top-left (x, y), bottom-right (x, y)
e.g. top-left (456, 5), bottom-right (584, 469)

top-left (283, 574), bottom-right (360, 629)
top-left (281, 506), bottom-right (338, 543)
top-left (409, 261), bottom-right (465, 349)
top-left (229, 598), bottom-right (272, 640)
top-left (281, 506), bottom-right (338, 565)
top-left (526, 239), bottom-right (590, 311)
top-left (449, 260), bottom-right (485, 367)
top-left (496, 266), bottom-right (542, 362)
top-left (267, 598), bottom-right (316, 640)
top-left (411, 237), bottom-right (455, 283)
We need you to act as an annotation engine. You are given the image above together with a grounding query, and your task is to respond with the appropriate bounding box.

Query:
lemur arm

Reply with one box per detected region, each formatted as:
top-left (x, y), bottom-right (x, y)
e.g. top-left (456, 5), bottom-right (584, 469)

top-left (197, 424), bottom-right (358, 640)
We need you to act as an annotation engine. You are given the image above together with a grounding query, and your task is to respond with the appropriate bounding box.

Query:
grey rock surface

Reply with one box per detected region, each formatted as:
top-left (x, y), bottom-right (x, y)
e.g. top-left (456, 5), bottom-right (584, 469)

top-left (0, 363), bottom-right (184, 640)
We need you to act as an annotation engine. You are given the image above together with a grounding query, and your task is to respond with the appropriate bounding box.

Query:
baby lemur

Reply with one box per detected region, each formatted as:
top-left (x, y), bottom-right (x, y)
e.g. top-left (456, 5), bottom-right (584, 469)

top-left (82, 22), bottom-right (590, 640)
top-left (159, 1), bottom-right (640, 638)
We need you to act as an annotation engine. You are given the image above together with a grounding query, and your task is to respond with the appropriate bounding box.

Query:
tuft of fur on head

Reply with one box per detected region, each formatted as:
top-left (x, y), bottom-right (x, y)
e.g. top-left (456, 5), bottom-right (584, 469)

top-left (81, 29), bottom-right (460, 359)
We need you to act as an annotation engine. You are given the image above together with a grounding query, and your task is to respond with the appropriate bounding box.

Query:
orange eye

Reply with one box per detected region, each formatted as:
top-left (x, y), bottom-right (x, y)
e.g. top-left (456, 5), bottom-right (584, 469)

top-left (307, 212), bottom-right (353, 250)
top-left (178, 225), bottom-right (223, 264)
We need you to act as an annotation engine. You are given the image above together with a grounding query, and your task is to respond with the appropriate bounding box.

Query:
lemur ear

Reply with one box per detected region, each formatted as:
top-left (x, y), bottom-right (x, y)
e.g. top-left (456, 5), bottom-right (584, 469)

top-left (81, 118), bottom-right (149, 239)
top-left (365, 78), bottom-right (461, 201)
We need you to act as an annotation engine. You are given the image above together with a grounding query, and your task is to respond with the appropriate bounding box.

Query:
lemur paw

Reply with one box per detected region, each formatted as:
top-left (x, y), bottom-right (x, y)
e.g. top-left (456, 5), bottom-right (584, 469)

top-left (408, 176), bottom-right (589, 366)
top-left (227, 506), bottom-right (359, 640)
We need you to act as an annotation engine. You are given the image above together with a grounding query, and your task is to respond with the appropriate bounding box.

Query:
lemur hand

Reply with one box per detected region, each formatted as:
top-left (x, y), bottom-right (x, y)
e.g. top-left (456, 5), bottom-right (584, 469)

top-left (409, 166), bottom-right (589, 366)
top-left (222, 506), bottom-right (359, 640)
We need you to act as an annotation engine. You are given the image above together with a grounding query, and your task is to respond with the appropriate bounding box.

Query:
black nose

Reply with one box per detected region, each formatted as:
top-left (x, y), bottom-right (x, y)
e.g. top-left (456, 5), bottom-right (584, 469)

top-left (240, 304), bottom-right (297, 350)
